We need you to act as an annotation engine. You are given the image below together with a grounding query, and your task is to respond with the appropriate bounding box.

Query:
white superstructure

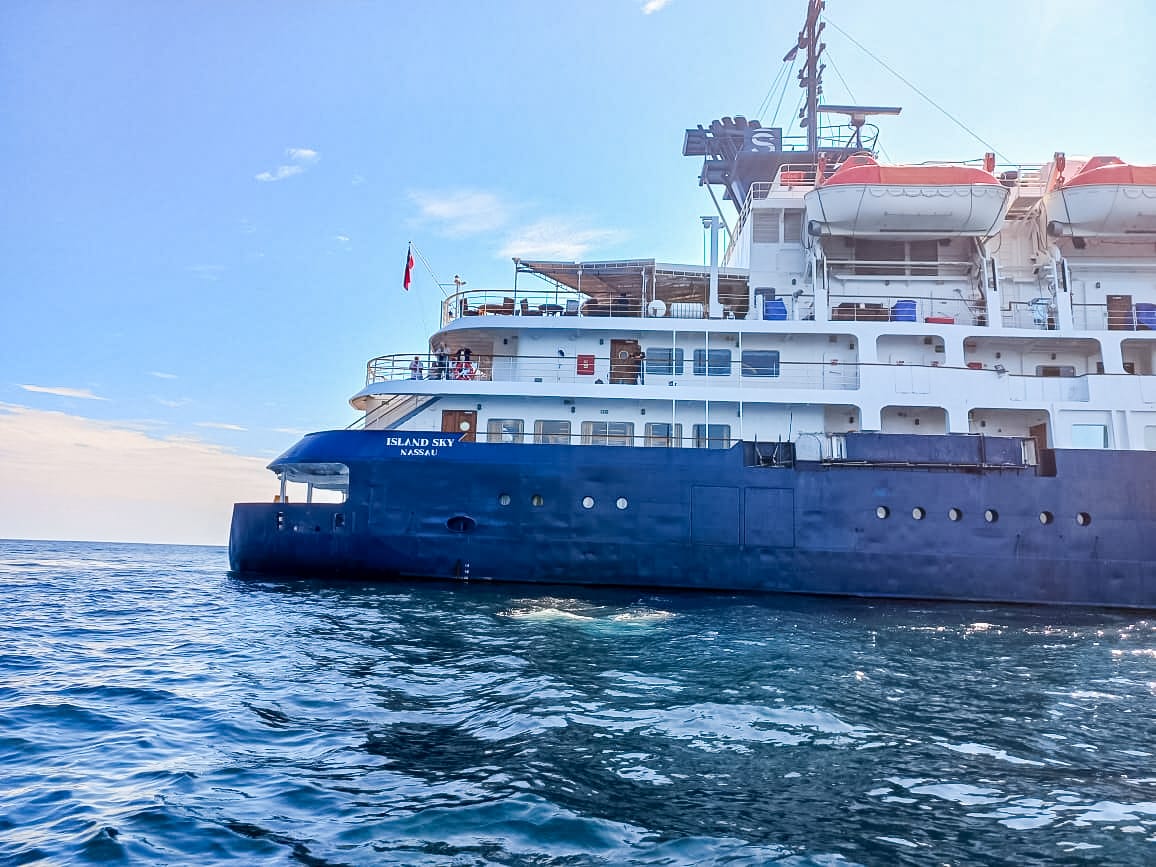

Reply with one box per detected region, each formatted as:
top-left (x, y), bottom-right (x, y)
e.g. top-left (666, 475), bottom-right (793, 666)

top-left (350, 145), bottom-right (1156, 458)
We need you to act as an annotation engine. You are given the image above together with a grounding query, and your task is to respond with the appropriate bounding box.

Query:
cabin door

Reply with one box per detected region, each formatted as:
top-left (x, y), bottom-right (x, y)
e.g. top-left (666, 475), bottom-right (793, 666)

top-left (822, 351), bottom-right (847, 388)
top-left (1030, 422), bottom-right (1049, 452)
top-left (442, 410), bottom-right (477, 442)
top-left (1107, 294), bottom-right (1133, 330)
top-left (610, 339), bottom-right (641, 384)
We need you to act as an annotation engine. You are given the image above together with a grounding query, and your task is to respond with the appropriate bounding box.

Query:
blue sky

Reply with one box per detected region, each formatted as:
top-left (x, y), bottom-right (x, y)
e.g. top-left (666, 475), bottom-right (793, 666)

top-left (3, 0), bottom-right (1155, 543)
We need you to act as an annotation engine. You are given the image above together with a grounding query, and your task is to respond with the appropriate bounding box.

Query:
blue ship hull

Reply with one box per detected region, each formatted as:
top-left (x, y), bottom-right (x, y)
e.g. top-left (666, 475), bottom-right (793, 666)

top-left (229, 431), bottom-right (1156, 608)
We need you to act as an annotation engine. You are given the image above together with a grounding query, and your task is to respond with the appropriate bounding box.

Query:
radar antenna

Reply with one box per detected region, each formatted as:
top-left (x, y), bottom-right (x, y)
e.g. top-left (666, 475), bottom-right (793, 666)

top-left (817, 105), bottom-right (902, 150)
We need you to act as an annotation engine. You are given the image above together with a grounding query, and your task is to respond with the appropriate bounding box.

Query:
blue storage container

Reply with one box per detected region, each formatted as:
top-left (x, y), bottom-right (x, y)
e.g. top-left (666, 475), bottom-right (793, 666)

top-left (891, 299), bottom-right (917, 322)
top-left (1135, 302), bottom-right (1156, 330)
top-left (764, 299), bottom-right (788, 320)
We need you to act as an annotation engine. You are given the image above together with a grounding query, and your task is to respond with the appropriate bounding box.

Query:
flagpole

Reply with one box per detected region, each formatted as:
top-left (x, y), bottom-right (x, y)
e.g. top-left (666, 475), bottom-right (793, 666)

top-left (409, 242), bottom-right (452, 297)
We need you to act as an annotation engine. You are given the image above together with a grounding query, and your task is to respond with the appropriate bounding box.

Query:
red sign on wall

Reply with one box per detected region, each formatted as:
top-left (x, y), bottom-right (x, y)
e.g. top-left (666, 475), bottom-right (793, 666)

top-left (577, 354), bottom-right (595, 375)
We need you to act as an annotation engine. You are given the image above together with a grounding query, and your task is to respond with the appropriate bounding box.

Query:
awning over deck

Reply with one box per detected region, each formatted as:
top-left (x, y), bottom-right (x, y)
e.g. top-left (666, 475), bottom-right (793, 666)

top-left (515, 258), bottom-right (749, 305)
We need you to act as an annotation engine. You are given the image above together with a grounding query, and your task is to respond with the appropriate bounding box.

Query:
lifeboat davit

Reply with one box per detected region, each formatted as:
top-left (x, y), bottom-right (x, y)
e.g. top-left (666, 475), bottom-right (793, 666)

top-left (1043, 156), bottom-right (1156, 237)
top-left (804, 155), bottom-right (1011, 238)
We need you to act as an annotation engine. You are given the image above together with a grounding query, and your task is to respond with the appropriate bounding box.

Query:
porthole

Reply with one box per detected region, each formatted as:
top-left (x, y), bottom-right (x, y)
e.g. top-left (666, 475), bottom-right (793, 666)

top-left (581, 496), bottom-right (595, 509)
top-left (948, 508), bottom-right (962, 522)
top-left (875, 506), bottom-right (890, 519)
top-left (616, 497), bottom-right (629, 510)
top-left (1039, 511), bottom-right (1054, 525)
top-left (984, 509), bottom-right (999, 523)
top-left (498, 493), bottom-right (511, 507)
top-left (1076, 511), bottom-right (1092, 526)
top-left (531, 494), bottom-right (544, 507)
top-left (446, 515), bottom-right (476, 533)
top-left (911, 507), bottom-right (926, 520)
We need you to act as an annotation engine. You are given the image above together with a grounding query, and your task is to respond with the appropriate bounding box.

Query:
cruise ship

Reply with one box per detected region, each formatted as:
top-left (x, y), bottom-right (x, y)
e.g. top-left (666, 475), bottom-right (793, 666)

top-left (229, 1), bottom-right (1156, 607)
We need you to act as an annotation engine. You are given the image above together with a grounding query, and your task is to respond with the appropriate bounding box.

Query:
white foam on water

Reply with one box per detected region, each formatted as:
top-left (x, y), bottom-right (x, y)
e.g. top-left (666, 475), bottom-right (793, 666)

top-left (941, 742), bottom-right (1046, 767)
top-left (907, 783), bottom-right (1004, 806)
top-left (875, 836), bottom-right (920, 848)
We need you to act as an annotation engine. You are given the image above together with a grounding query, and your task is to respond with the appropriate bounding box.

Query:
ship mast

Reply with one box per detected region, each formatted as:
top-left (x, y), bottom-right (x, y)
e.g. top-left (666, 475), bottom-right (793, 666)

top-left (789, 3), bottom-right (901, 156)
top-left (683, 1), bottom-right (899, 214)
top-left (793, 0), bottom-right (825, 153)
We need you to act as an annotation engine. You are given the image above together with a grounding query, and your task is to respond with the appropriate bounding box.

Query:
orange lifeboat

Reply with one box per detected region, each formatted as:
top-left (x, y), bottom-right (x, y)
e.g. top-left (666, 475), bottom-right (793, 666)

top-left (804, 154), bottom-right (1011, 238)
top-left (1043, 156), bottom-right (1156, 237)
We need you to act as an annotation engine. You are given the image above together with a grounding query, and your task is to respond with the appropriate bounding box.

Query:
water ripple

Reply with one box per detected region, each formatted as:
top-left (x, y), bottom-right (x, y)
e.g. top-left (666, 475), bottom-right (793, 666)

top-left (1, 539), bottom-right (1155, 864)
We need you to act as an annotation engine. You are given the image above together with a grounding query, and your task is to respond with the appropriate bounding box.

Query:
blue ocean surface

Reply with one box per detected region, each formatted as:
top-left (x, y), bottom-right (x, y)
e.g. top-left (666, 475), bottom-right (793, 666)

top-left (1, 539), bottom-right (1154, 865)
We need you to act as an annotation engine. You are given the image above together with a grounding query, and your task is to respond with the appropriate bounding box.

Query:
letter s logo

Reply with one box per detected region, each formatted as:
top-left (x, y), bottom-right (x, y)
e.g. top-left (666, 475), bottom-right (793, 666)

top-left (750, 130), bottom-right (777, 151)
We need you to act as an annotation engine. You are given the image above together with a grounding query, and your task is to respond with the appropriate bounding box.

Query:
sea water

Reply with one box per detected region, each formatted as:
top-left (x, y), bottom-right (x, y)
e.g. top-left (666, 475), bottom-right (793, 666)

top-left (1, 538), bottom-right (1154, 865)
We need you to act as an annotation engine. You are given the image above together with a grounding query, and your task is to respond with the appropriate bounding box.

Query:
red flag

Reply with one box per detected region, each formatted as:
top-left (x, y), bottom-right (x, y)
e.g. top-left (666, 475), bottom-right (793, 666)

top-left (403, 243), bottom-right (415, 290)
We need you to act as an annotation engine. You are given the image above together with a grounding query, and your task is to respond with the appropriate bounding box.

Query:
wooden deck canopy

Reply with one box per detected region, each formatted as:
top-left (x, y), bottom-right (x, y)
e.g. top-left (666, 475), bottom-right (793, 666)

top-left (515, 258), bottom-right (749, 305)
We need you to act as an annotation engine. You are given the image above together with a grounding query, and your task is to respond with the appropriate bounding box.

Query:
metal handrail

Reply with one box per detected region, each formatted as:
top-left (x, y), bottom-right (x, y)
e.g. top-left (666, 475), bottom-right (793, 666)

top-left (364, 350), bottom-right (1102, 392)
top-left (477, 430), bottom-right (739, 449)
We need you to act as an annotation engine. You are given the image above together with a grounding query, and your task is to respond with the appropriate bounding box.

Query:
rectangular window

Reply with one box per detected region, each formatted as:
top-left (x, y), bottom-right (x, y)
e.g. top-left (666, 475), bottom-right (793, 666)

top-left (693, 423), bottom-right (731, 449)
top-left (1071, 423), bottom-right (1108, 449)
top-left (782, 210), bottom-right (804, 243)
top-left (533, 420), bottom-right (571, 445)
top-left (645, 347), bottom-right (685, 376)
top-left (693, 348), bottom-right (732, 376)
top-left (645, 422), bottom-right (683, 447)
top-left (908, 239), bottom-right (939, 276)
top-left (582, 421), bottom-right (634, 446)
top-left (741, 350), bottom-right (781, 377)
top-left (486, 418), bottom-right (524, 443)
top-left (752, 209), bottom-right (781, 243)
top-left (1096, 362), bottom-right (1137, 374)
top-left (1036, 365), bottom-right (1076, 377)
top-left (854, 239), bottom-right (905, 274)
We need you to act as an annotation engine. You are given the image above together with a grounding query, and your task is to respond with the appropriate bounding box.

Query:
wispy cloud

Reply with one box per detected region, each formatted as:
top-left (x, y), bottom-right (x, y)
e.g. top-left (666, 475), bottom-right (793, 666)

top-left (189, 264), bottom-right (225, 282)
top-left (149, 371), bottom-right (178, 380)
top-left (19, 384), bottom-right (107, 400)
top-left (0, 403), bottom-right (273, 545)
top-left (255, 146), bottom-right (320, 183)
top-left (196, 421), bottom-right (247, 431)
top-left (273, 427), bottom-right (306, 435)
top-left (409, 187), bottom-right (622, 259)
top-left (333, 234), bottom-right (351, 245)
top-left (156, 397), bottom-right (191, 408)
top-left (641, 0), bottom-right (672, 13)
top-left (255, 164), bottom-right (303, 183)
top-left (499, 219), bottom-right (625, 260)
top-left (409, 189), bottom-right (512, 236)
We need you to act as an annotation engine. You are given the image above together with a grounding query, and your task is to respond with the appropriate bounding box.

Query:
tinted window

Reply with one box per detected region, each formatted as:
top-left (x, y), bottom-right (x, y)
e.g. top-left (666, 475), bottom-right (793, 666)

top-left (741, 350), bottom-right (781, 377)
top-left (645, 347), bottom-right (685, 376)
top-left (693, 349), bottom-right (732, 376)
top-left (487, 418), bottom-right (524, 443)
top-left (645, 422), bottom-right (682, 447)
top-left (534, 420), bottom-right (571, 444)
top-left (693, 424), bottom-right (731, 449)
top-left (582, 421), bottom-right (634, 446)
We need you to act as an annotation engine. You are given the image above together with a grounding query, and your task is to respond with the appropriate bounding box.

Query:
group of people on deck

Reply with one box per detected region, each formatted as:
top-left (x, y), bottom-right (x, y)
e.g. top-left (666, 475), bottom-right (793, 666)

top-left (409, 346), bottom-right (475, 380)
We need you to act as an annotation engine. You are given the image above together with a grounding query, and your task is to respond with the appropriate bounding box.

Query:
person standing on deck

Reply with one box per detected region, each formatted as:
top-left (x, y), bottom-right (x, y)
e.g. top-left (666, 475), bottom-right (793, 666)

top-left (409, 356), bottom-right (424, 379)
top-left (631, 348), bottom-right (645, 384)
top-left (432, 345), bottom-right (449, 380)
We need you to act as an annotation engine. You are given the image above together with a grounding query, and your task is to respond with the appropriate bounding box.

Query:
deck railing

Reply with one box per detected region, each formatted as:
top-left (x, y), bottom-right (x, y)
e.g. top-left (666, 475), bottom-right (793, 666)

top-left (826, 290), bottom-right (982, 326)
top-left (439, 287), bottom-right (756, 326)
top-left (365, 352), bottom-right (1105, 404)
top-left (368, 352), bottom-right (860, 390)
